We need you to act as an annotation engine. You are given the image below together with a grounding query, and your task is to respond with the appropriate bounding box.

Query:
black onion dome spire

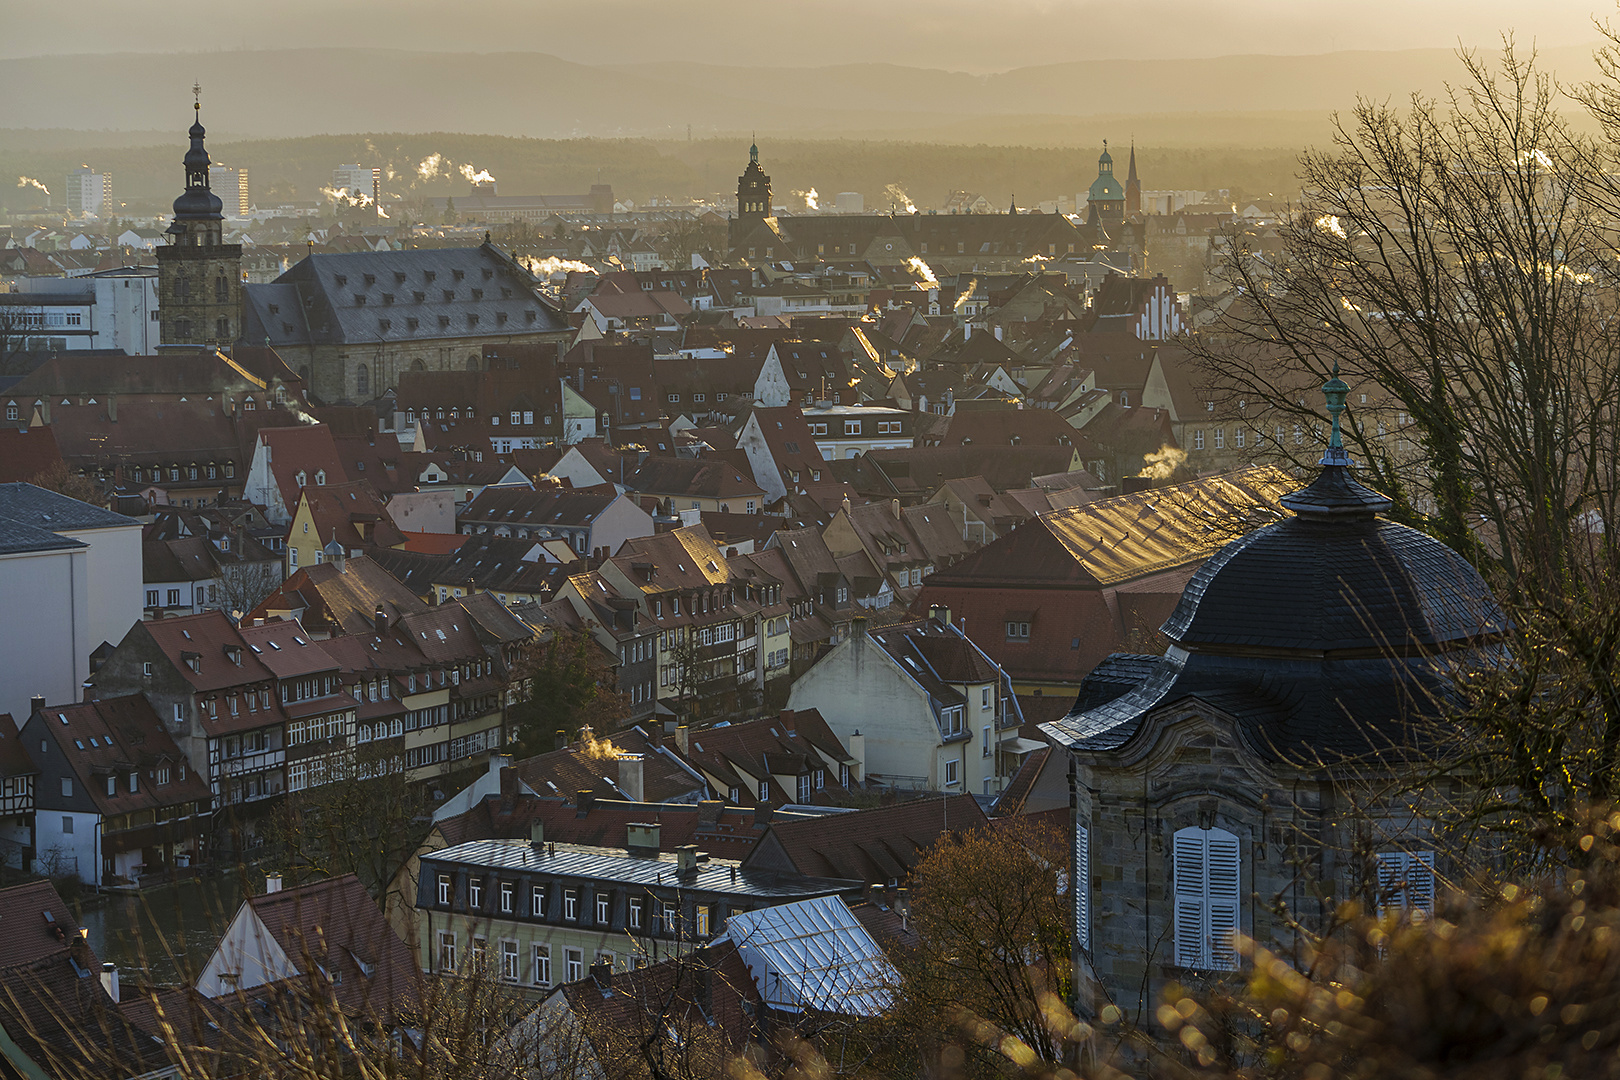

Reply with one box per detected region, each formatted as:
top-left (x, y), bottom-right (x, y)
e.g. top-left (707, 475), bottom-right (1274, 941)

top-left (172, 86), bottom-right (223, 223)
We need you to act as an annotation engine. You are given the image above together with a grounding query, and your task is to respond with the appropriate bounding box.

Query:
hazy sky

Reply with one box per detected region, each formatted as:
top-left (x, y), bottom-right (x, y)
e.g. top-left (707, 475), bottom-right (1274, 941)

top-left (4, 0), bottom-right (1604, 70)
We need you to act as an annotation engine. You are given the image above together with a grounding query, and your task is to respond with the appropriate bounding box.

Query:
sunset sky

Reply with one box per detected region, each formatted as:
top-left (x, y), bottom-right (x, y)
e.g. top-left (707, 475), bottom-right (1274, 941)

top-left (5, 0), bottom-right (1603, 70)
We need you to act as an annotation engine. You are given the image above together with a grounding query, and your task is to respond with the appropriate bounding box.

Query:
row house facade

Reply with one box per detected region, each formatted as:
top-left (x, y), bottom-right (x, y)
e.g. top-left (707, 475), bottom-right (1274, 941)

top-left (87, 593), bottom-right (534, 856)
top-left (414, 838), bottom-right (855, 992)
top-left (556, 525), bottom-right (792, 724)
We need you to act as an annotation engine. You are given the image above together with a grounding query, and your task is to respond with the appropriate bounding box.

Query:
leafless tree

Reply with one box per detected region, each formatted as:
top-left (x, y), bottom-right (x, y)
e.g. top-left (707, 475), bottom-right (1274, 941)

top-left (1187, 43), bottom-right (1620, 595)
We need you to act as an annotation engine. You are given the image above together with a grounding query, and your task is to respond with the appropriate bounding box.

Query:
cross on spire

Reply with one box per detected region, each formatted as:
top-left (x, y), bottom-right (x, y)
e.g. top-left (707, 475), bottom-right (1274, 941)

top-left (192, 83), bottom-right (202, 110)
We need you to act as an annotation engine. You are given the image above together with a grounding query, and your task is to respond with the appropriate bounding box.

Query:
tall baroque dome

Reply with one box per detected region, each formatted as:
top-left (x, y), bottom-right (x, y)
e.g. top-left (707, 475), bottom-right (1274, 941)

top-left (1045, 371), bottom-right (1506, 762)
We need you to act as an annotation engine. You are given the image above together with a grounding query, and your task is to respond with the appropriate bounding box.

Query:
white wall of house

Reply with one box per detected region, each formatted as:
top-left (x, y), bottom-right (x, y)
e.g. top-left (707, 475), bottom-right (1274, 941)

top-left (0, 545), bottom-right (90, 719)
top-left (196, 903), bottom-right (299, 998)
top-left (546, 447), bottom-right (612, 491)
top-left (785, 631), bottom-right (947, 790)
top-left (55, 521), bottom-right (143, 653)
top-left (753, 348), bottom-right (793, 408)
top-left (387, 489), bottom-right (458, 535)
top-left (242, 437), bottom-right (292, 525)
top-left (587, 493), bottom-right (656, 558)
top-left (34, 808), bottom-right (98, 880)
top-left (735, 412), bottom-right (788, 502)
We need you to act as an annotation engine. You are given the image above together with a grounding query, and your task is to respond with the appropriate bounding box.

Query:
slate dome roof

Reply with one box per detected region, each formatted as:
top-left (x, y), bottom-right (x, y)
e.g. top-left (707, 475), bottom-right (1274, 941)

top-left (1041, 402), bottom-right (1509, 763)
top-left (1162, 475), bottom-right (1506, 656)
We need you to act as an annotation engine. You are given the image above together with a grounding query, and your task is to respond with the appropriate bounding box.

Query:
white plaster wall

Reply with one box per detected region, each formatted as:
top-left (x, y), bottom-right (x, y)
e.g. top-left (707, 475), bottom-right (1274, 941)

top-left (34, 808), bottom-right (97, 880)
top-left (785, 635), bottom-right (943, 789)
top-left (0, 546), bottom-right (89, 718)
top-left (387, 489), bottom-right (458, 535)
top-left (589, 494), bottom-right (655, 558)
top-left (56, 522), bottom-right (142, 653)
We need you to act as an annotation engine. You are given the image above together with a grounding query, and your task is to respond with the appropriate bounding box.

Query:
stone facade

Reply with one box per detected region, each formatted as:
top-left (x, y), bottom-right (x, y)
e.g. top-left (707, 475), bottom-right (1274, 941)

top-left (156, 241), bottom-right (242, 347)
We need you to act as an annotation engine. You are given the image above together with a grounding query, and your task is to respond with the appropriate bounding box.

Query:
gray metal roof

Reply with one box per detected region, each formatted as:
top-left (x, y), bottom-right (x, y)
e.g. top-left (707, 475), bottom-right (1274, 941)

top-left (241, 244), bottom-right (569, 349)
top-left (424, 838), bottom-right (858, 898)
top-left (0, 482), bottom-right (138, 532)
top-left (720, 894), bottom-right (894, 1016)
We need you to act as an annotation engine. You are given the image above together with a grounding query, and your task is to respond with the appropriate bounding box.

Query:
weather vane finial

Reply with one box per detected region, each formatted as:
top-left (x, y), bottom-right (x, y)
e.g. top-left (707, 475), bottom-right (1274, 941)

top-left (192, 82), bottom-right (202, 111)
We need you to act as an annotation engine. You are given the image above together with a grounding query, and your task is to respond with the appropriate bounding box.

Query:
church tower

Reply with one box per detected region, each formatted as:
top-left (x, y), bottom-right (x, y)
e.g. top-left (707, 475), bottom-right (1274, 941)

top-left (1125, 142), bottom-right (1141, 217)
top-left (155, 88), bottom-right (242, 348)
top-left (731, 139), bottom-right (772, 244)
top-left (1086, 141), bottom-right (1126, 225)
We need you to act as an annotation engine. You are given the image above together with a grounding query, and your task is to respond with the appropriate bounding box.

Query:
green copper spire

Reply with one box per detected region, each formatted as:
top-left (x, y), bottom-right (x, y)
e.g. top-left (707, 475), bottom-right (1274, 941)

top-left (1319, 362), bottom-right (1351, 467)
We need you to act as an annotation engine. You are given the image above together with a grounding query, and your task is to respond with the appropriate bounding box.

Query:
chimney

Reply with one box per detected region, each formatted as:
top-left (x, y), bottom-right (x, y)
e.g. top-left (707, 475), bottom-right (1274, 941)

top-left (577, 789), bottom-right (596, 814)
top-left (555, 728), bottom-right (568, 751)
top-left (28, 695), bottom-right (44, 717)
top-left (627, 821), bottom-right (661, 853)
top-left (488, 752), bottom-right (512, 782)
top-left (1122, 475), bottom-right (1151, 496)
top-left (994, 324), bottom-right (1003, 341)
top-left (891, 498), bottom-right (901, 520)
top-left (618, 754), bottom-right (645, 802)
top-left (529, 820), bottom-right (545, 849)
top-left (897, 886), bottom-right (910, 930)
top-left (697, 799), bottom-right (723, 824)
top-left (374, 606), bottom-right (390, 635)
top-left (675, 844), bottom-right (699, 873)
top-left (590, 959), bottom-right (612, 988)
top-left (107, 394), bottom-right (117, 423)
top-left (265, 872), bottom-right (282, 894)
top-left (851, 616), bottom-right (868, 641)
top-left (674, 725), bottom-right (690, 756)
top-left (82, 681), bottom-right (94, 702)
top-left (849, 730), bottom-right (866, 782)
top-left (928, 605), bottom-right (951, 628)
top-left (754, 802), bottom-right (773, 827)
top-left (100, 962), bottom-right (120, 1004)
top-left (779, 709), bottom-right (795, 733)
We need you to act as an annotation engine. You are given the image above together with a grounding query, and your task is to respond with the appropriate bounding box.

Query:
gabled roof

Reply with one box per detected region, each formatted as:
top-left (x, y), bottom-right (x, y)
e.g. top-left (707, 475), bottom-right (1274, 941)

top-left (241, 244), bottom-right (567, 349)
top-left (924, 466), bottom-right (1295, 589)
top-left (742, 794), bottom-right (987, 882)
top-left (31, 694), bottom-right (210, 817)
top-left (142, 536), bottom-right (221, 583)
top-left (257, 424), bottom-right (348, 513)
top-left (676, 709), bottom-right (855, 807)
top-left (0, 481), bottom-right (136, 532)
top-left (239, 874), bottom-right (419, 1018)
top-left (620, 456), bottom-right (764, 502)
top-left (296, 480), bottom-right (404, 551)
top-left (0, 426), bottom-right (66, 484)
top-left (459, 484), bottom-right (619, 530)
top-left (140, 609), bottom-right (277, 691)
top-left (0, 880), bottom-right (168, 1078)
top-left (251, 556), bottom-right (429, 636)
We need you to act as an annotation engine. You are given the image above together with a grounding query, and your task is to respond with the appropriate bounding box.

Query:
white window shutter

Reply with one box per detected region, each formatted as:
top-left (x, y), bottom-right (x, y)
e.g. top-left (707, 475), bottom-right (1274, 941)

top-left (1175, 826), bottom-right (1241, 970)
top-left (1206, 830), bottom-right (1240, 970)
top-left (1376, 850), bottom-right (1436, 917)
top-left (1173, 828), bottom-right (1207, 968)
top-left (1074, 821), bottom-right (1091, 952)
top-left (1408, 851), bottom-right (1436, 915)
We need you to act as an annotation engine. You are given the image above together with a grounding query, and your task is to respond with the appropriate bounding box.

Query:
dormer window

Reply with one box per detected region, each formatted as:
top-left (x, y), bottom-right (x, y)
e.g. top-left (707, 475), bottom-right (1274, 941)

top-left (295, 470), bottom-right (307, 487)
top-left (314, 470), bottom-right (326, 485)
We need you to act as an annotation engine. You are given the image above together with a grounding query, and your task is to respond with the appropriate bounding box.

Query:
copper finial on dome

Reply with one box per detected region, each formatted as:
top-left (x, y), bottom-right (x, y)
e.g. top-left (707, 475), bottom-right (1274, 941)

top-left (1280, 363), bottom-right (1392, 517)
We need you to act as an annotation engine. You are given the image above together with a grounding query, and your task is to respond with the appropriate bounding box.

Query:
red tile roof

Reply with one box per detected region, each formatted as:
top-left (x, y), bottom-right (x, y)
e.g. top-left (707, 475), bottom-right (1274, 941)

top-left (741, 794), bottom-right (987, 883)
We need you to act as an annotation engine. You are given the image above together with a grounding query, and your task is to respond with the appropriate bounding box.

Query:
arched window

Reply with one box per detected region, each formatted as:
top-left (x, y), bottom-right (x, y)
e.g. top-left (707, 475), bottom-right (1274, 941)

top-left (1173, 826), bottom-right (1239, 971)
top-left (356, 364), bottom-right (370, 396)
top-left (466, 356), bottom-right (479, 371)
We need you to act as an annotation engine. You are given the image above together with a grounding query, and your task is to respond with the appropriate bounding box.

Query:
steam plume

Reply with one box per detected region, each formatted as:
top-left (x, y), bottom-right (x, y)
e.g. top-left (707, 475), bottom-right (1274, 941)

top-left (905, 256), bottom-right (938, 287)
top-left (17, 176), bottom-right (49, 196)
top-left (460, 164), bottom-right (496, 185)
top-left (524, 256), bottom-right (596, 277)
top-left (793, 187), bottom-right (819, 210)
top-left (1136, 445), bottom-right (1188, 481)
top-left (417, 153), bottom-right (444, 181)
top-left (885, 183), bottom-right (917, 214)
